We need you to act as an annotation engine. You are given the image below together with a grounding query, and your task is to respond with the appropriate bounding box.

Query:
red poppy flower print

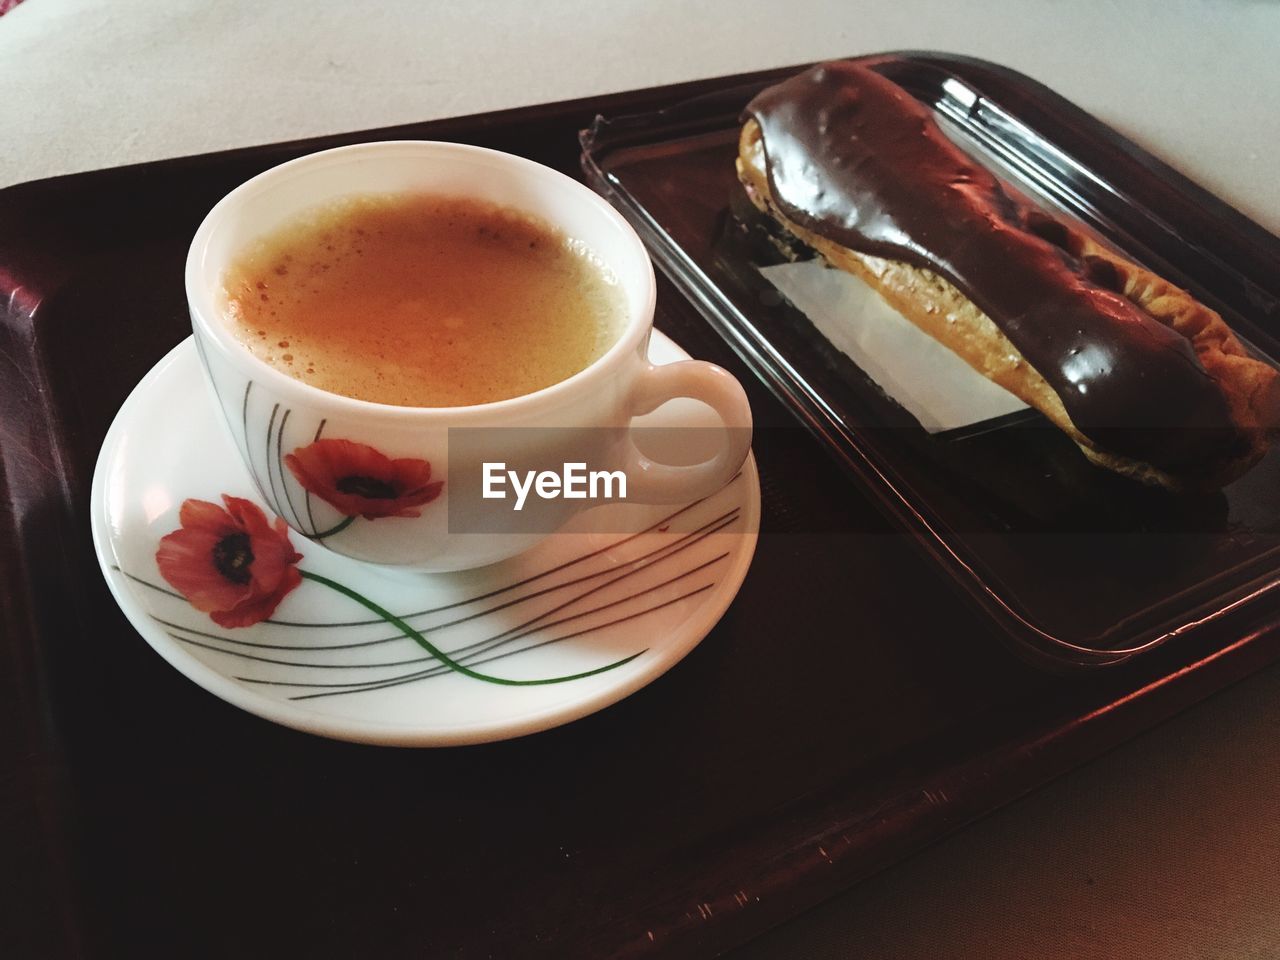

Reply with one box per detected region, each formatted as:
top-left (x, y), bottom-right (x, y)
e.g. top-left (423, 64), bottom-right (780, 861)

top-left (284, 439), bottom-right (443, 520)
top-left (156, 496), bottom-right (303, 628)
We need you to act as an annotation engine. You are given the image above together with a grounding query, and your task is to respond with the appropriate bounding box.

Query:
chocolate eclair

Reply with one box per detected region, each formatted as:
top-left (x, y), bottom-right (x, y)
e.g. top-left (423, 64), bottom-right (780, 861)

top-left (736, 61), bottom-right (1279, 489)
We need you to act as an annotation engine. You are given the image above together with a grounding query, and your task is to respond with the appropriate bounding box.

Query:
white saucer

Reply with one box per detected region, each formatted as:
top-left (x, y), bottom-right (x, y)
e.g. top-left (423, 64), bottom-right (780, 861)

top-left (90, 331), bottom-right (759, 746)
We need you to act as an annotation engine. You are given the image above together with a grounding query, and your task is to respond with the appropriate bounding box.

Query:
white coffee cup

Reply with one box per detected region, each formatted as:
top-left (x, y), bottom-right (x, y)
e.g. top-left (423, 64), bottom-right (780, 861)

top-left (186, 140), bottom-right (752, 570)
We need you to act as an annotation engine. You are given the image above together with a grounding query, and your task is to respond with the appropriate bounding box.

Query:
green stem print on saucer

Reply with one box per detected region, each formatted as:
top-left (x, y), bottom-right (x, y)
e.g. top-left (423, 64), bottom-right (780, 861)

top-left (155, 494), bottom-right (642, 685)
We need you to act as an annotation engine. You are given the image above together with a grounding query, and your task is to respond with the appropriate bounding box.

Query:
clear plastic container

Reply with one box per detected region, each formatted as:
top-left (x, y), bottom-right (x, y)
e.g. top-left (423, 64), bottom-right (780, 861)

top-left (581, 52), bottom-right (1280, 667)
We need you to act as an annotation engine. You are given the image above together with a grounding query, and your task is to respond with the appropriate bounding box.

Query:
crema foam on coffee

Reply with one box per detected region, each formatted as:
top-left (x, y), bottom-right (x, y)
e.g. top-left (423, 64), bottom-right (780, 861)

top-left (221, 193), bottom-right (625, 407)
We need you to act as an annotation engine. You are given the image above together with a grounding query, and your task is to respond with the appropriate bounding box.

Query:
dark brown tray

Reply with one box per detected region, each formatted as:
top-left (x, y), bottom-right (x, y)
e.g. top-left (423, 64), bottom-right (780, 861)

top-left (4, 58), bottom-right (1280, 959)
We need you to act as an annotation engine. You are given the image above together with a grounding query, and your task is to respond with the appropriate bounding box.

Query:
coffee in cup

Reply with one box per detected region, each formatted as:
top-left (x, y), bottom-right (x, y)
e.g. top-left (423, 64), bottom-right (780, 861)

top-left (220, 193), bottom-right (625, 408)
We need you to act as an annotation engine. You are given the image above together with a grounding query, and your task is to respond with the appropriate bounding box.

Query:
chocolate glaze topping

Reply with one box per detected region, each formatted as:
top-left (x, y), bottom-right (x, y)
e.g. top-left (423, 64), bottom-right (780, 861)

top-left (745, 62), bottom-right (1239, 473)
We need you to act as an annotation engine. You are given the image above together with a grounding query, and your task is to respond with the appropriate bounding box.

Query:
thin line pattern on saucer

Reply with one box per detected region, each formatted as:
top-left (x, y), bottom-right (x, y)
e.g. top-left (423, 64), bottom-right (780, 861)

top-left (112, 475), bottom-right (743, 702)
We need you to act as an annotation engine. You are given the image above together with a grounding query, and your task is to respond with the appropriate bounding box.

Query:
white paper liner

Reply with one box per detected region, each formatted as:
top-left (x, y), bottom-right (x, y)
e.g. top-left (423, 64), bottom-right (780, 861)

top-left (759, 259), bottom-right (1028, 434)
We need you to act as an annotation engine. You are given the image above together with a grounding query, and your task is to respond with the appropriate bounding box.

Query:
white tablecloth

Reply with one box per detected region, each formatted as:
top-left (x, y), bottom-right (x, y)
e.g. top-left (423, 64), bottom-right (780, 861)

top-left (5, 1), bottom-right (1280, 956)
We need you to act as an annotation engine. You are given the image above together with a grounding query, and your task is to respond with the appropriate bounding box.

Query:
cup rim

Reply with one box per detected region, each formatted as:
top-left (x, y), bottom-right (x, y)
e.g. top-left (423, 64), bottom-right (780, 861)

top-left (185, 139), bottom-right (657, 423)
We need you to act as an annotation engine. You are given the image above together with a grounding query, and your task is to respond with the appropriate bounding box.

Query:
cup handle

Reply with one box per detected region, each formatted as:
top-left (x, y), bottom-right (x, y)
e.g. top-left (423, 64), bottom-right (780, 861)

top-left (619, 360), bottom-right (753, 504)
